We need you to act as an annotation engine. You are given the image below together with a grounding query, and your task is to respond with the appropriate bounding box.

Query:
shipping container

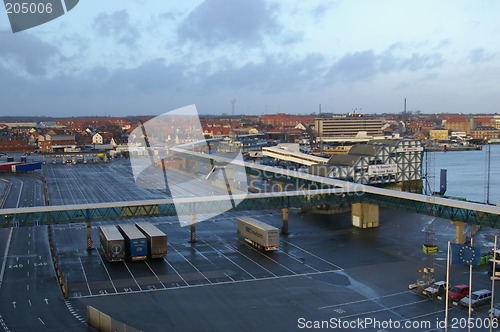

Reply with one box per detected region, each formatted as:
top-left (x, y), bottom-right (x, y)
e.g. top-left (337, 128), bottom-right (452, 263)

top-left (118, 223), bottom-right (148, 261)
top-left (0, 162), bottom-right (21, 172)
top-left (11, 162), bottom-right (42, 173)
top-left (135, 222), bottom-right (167, 258)
top-left (236, 217), bottom-right (279, 251)
top-left (99, 226), bottom-right (125, 262)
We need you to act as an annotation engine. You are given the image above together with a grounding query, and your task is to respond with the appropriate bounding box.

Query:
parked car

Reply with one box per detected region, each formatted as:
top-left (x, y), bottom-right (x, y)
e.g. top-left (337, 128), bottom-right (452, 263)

top-left (460, 289), bottom-right (492, 308)
top-left (423, 281), bottom-right (448, 297)
top-left (448, 285), bottom-right (469, 301)
top-left (488, 303), bottom-right (500, 319)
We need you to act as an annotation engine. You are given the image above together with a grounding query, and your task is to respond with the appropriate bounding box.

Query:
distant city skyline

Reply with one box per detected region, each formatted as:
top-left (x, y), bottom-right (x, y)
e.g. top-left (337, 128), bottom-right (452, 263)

top-left (1, 1), bottom-right (500, 117)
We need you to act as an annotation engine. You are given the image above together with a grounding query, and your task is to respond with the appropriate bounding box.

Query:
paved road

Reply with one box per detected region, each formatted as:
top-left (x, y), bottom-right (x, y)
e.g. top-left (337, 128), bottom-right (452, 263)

top-left (0, 175), bottom-right (44, 209)
top-left (0, 226), bottom-right (91, 331)
top-left (0, 174), bottom-right (91, 331)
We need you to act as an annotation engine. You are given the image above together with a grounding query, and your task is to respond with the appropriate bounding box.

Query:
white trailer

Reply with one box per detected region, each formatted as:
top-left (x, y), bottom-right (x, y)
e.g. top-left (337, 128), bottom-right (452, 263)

top-left (236, 217), bottom-right (279, 251)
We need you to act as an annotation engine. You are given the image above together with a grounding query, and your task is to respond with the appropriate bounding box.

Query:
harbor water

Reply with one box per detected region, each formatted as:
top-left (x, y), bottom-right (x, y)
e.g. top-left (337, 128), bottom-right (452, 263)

top-left (431, 144), bottom-right (500, 205)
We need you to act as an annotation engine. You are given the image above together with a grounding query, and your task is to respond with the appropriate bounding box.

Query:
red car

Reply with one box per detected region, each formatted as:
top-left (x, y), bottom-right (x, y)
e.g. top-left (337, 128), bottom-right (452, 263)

top-left (448, 285), bottom-right (470, 301)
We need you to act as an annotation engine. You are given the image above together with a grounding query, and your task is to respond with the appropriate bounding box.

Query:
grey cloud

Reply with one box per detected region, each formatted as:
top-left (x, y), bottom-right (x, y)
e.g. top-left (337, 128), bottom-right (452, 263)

top-left (0, 31), bottom-right (60, 75)
top-left (106, 59), bottom-right (188, 94)
top-left (202, 53), bottom-right (326, 92)
top-left (378, 47), bottom-right (443, 73)
top-left (469, 48), bottom-right (496, 63)
top-left (93, 10), bottom-right (140, 47)
top-left (326, 47), bottom-right (444, 84)
top-left (326, 50), bottom-right (378, 83)
top-left (177, 0), bottom-right (280, 47)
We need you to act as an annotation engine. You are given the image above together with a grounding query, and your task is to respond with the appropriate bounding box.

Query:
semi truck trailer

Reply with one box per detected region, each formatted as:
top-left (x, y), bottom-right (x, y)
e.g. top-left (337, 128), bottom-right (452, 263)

top-left (236, 217), bottom-right (279, 251)
top-left (99, 225), bottom-right (125, 262)
top-left (135, 222), bottom-right (167, 258)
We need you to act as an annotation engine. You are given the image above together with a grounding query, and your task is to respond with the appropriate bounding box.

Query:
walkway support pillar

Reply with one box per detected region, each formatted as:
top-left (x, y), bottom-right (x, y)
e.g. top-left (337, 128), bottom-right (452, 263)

top-left (281, 207), bottom-right (290, 235)
top-left (85, 209), bottom-right (92, 250)
top-left (450, 221), bottom-right (467, 244)
top-left (351, 203), bottom-right (379, 228)
top-left (189, 215), bottom-right (197, 243)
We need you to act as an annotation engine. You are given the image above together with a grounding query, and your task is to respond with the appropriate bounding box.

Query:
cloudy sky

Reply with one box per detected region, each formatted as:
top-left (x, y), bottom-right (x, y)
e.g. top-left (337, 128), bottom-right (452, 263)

top-left (1, 0), bottom-right (500, 117)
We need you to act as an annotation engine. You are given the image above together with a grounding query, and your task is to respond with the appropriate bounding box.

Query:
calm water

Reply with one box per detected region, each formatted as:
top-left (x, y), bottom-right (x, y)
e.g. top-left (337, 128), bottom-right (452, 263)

top-left (431, 145), bottom-right (500, 204)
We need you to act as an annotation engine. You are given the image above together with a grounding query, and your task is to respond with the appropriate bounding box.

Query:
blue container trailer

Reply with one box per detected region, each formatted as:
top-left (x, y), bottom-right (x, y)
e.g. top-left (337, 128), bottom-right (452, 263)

top-left (118, 223), bottom-right (148, 261)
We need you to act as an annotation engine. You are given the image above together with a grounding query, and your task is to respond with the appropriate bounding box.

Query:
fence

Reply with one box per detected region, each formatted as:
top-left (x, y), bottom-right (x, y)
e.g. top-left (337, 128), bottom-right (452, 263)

top-left (87, 306), bottom-right (143, 332)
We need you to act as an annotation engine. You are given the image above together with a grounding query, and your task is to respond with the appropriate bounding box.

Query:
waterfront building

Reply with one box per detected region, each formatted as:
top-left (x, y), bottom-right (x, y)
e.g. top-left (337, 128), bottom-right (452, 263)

top-left (429, 129), bottom-right (449, 140)
top-left (470, 126), bottom-right (499, 141)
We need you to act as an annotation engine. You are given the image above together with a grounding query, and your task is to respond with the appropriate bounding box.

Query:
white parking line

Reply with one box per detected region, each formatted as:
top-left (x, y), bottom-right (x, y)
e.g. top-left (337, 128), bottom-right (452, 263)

top-left (94, 248), bottom-right (118, 293)
top-left (144, 261), bottom-right (167, 289)
top-left (78, 257), bottom-right (92, 295)
top-left (279, 250), bottom-right (321, 273)
top-left (336, 298), bottom-right (432, 320)
top-left (162, 257), bottom-right (188, 286)
top-left (226, 245), bottom-right (277, 277)
top-left (192, 246), bottom-right (235, 282)
top-left (282, 239), bottom-right (343, 270)
top-left (122, 261), bottom-right (142, 291)
top-left (319, 290), bottom-right (412, 309)
top-left (73, 269), bottom-right (336, 299)
top-left (240, 242), bottom-right (299, 275)
top-left (169, 244), bottom-right (213, 284)
top-left (202, 241), bottom-right (256, 279)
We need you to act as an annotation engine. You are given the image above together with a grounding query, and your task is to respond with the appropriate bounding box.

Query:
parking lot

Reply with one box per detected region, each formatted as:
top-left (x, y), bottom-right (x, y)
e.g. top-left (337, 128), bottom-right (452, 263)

top-left (39, 161), bottom-right (500, 331)
top-left (53, 211), bottom-right (343, 300)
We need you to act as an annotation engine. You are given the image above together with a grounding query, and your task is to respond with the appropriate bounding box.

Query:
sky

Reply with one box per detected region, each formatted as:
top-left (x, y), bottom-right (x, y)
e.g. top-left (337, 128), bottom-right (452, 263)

top-left (1, 0), bottom-right (500, 117)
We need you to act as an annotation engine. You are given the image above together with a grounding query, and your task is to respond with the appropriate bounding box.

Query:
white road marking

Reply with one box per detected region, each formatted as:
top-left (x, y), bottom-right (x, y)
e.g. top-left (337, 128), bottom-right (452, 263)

top-left (169, 244), bottom-right (213, 284)
top-left (0, 314), bottom-right (11, 332)
top-left (78, 257), bottom-right (92, 295)
top-left (73, 270), bottom-right (337, 299)
top-left (278, 250), bottom-right (321, 273)
top-left (26, 284), bottom-right (29, 290)
top-left (15, 181), bottom-right (24, 208)
top-left (282, 239), bottom-right (343, 270)
top-left (0, 227), bottom-right (13, 287)
top-left (335, 299), bottom-right (431, 320)
top-left (162, 257), bottom-right (188, 286)
top-left (122, 261), bottom-right (142, 290)
top-left (192, 246), bottom-right (235, 282)
top-left (226, 244), bottom-right (277, 277)
top-left (318, 290), bottom-right (411, 309)
top-left (28, 300), bottom-right (32, 306)
top-left (202, 241), bottom-right (256, 279)
top-left (144, 261), bottom-right (167, 289)
top-left (241, 242), bottom-right (299, 275)
top-left (37, 317), bottom-right (45, 325)
top-left (94, 248), bottom-right (117, 293)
